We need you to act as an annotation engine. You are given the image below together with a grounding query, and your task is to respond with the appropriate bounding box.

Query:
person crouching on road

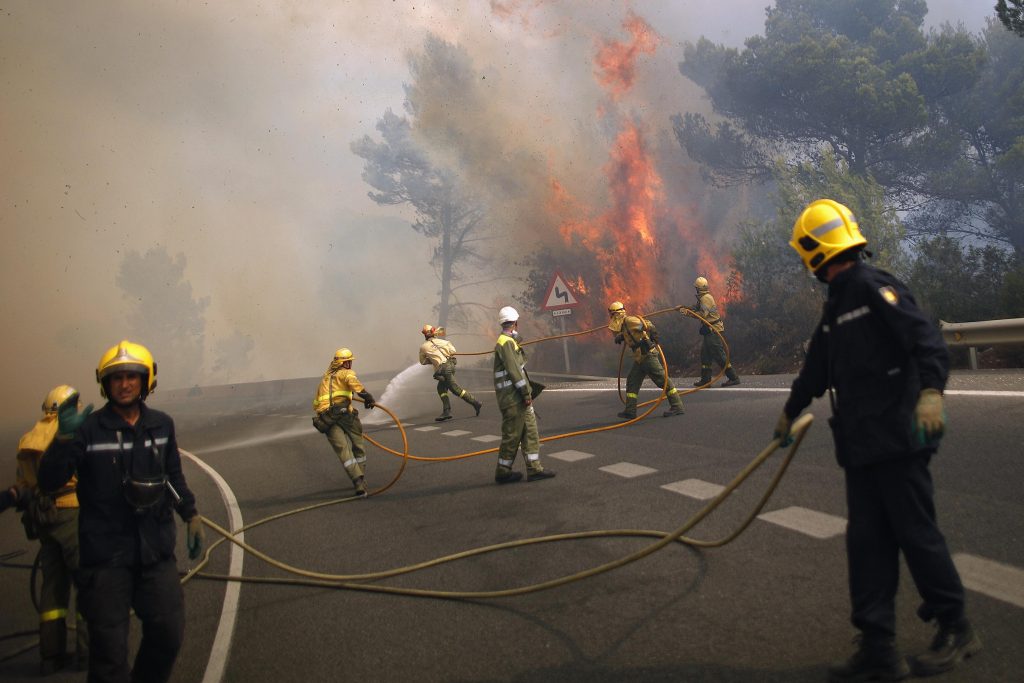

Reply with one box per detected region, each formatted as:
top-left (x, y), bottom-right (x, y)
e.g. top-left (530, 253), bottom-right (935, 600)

top-left (8, 385), bottom-right (89, 674)
top-left (419, 324), bottom-right (482, 422)
top-left (492, 306), bottom-right (554, 484)
top-left (38, 340), bottom-right (204, 683)
top-left (774, 199), bottom-right (979, 681)
top-left (679, 276), bottom-right (740, 388)
top-left (607, 300), bottom-right (685, 419)
top-left (312, 347), bottom-right (376, 498)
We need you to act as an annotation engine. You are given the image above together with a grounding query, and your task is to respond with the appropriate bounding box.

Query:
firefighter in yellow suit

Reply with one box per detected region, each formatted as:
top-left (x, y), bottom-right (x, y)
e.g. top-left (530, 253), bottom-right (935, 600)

top-left (493, 307), bottom-right (555, 484)
top-left (419, 324), bottom-right (482, 422)
top-left (682, 276), bottom-right (740, 388)
top-left (15, 385), bottom-right (89, 674)
top-left (312, 348), bottom-right (376, 498)
top-left (608, 301), bottom-right (685, 419)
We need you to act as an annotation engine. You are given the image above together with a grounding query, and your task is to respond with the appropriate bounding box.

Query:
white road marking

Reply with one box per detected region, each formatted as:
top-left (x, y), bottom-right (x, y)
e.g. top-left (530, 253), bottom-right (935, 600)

top-left (599, 462), bottom-right (658, 478)
top-left (543, 387), bottom-right (1024, 397)
top-left (661, 479), bottom-right (725, 500)
top-left (471, 434), bottom-right (502, 443)
top-left (414, 426), bottom-right (441, 432)
top-left (442, 430), bottom-right (472, 437)
top-left (954, 553), bottom-right (1024, 609)
top-left (758, 506), bottom-right (847, 540)
top-left (180, 449), bottom-right (244, 683)
top-left (547, 449), bottom-right (596, 462)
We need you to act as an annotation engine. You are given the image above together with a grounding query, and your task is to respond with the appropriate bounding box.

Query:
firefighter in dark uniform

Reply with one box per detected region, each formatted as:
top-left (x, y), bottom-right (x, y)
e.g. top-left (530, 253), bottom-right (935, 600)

top-left (774, 199), bottom-right (979, 681)
top-left (39, 340), bottom-right (204, 683)
top-left (607, 300), bottom-right (685, 418)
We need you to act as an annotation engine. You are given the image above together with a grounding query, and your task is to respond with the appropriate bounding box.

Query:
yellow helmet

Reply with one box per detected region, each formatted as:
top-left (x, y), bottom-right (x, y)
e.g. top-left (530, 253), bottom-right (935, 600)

top-left (334, 347), bottom-right (354, 362)
top-left (421, 324), bottom-right (436, 337)
top-left (694, 276), bottom-right (709, 292)
top-left (791, 199), bottom-right (867, 273)
top-left (42, 385), bottom-right (79, 415)
top-left (608, 301), bottom-right (626, 314)
top-left (96, 340), bottom-right (157, 398)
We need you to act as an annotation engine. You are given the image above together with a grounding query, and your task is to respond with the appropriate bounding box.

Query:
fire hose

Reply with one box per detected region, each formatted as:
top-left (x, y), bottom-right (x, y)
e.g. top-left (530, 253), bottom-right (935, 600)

top-left (179, 313), bottom-right (811, 600)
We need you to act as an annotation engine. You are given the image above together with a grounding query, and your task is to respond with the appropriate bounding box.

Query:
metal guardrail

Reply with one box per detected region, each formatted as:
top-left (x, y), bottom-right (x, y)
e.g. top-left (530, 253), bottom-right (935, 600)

top-left (939, 318), bottom-right (1024, 370)
top-left (939, 318), bottom-right (1024, 346)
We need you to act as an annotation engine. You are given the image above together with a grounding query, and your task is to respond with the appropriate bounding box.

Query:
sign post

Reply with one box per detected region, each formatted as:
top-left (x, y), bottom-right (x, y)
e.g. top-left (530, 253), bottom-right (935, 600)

top-left (541, 272), bottom-right (581, 373)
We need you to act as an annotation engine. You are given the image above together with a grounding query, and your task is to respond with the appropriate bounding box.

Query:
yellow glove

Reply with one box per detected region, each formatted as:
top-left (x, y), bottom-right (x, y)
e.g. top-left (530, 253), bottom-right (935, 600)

top-left (187, 515), bottom-right (205, 560)
top-left (773, 412), bottom-right (793, 447)
top-left (914, 388), bottom-right (945, 445)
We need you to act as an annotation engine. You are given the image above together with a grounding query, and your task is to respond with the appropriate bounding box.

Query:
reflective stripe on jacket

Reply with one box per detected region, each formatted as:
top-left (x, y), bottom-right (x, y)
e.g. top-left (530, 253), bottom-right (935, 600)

top-left (493, 333), bottom-right (530, 409)
top-left (313, 365), bottom-right (365, 414)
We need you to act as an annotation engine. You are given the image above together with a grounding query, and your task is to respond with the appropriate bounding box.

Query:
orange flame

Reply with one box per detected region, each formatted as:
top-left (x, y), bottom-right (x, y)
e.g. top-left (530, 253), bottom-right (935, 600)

top-left (593, 12), bottom-right (661, 99)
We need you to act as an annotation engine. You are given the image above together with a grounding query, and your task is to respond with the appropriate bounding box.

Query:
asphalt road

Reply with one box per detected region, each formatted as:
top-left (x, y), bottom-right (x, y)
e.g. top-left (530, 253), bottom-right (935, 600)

top-left (2, 368), bottom-right (1022, 682)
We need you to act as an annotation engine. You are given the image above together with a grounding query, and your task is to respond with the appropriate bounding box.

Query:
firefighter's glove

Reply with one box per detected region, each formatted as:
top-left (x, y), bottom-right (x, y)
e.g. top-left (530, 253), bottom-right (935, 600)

top-left (638, 338), bottom-right (652, 354)
top-left (56, 393), bottom-right (93, 440)
top-left (186, 515), bottom-right (205, 560)
top-left (773, 412), bottom-right (794, 447)
top-left (359, 391), bottom-right (376, 410)
top-left (614, 333), bottom-right (624, 345)
top-left (913, 388), bottom-right (945, 445)
top-left (0, 487), bottom-right (17, 514)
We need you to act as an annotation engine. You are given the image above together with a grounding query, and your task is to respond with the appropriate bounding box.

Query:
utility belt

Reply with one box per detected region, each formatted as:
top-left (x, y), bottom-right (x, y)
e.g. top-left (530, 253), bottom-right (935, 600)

top-left (20, 485), bottom-right (76, 540)
top-left (312, 402), bottom-right (353, 433)
top-left (433, 358), bottom-right (455, 379)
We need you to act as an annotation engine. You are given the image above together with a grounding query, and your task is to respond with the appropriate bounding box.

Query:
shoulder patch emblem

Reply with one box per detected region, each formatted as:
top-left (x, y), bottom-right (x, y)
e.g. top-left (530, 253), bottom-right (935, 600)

top-left (879, 286), bottom-right (898, 305)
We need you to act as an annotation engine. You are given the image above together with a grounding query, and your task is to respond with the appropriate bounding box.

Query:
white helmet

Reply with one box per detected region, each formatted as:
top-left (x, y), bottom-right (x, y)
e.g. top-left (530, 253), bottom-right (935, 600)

top-left (498, 306), bottom-right (519, 325)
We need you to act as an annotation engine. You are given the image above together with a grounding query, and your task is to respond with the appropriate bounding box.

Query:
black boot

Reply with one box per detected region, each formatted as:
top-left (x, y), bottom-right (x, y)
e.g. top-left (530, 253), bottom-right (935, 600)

top-left (828, 636), bottom-right (909, 682)
top-left (912, 619), bottom-right (981, 677)
top-left (693, 375), bottom-right (713, 387)
top-left (435, 396), bottom-right (453, 422)
top-left (723, 367), bottom-right (740, 387)
top-left (472, 399), bottom-right (482, 416)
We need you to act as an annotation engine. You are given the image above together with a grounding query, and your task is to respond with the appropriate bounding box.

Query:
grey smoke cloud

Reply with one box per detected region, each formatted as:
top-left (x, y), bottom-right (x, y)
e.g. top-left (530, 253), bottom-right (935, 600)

top-left (0, 0), bottom-right (988, 428)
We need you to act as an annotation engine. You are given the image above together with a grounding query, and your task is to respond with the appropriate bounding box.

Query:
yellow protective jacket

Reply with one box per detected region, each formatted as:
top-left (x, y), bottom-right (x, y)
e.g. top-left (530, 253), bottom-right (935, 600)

top-left (16, 415), bottom-right (78, 508)
top-left (493, 333), bottom-right (531, 409)
top-left (619, 314), bottom-right (660, 362)
top-left (313, 362), bottom-right (366, 414)
top-left (419, 338), bottom-right (456, 370)
top-left (694, 292), bottom-right (725, 332)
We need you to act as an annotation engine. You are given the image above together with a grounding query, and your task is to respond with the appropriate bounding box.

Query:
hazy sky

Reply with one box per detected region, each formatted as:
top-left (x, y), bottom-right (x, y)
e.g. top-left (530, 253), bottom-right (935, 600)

top-left (0, 1), bottom-right (993, 423)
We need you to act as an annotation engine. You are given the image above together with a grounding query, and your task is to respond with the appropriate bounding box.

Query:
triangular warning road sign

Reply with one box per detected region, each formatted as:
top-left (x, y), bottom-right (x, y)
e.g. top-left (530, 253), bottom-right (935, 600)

top-left (542, 272), bottom-right (580, 310)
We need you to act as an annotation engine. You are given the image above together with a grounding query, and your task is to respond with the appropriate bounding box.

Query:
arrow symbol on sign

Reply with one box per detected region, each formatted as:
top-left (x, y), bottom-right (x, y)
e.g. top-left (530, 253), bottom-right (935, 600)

top-left (555, 286), bottom-right (569, 303)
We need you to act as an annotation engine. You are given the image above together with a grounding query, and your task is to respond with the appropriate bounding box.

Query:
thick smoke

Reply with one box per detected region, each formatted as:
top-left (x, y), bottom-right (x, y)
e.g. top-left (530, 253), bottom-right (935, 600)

top-left (0, 0), bottom-right (987, 429)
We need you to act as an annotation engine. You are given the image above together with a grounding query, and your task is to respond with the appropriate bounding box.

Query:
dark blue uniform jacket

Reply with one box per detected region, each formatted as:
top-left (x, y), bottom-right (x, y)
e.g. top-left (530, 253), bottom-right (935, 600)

top-left (783, 262), bottom-right (949, 467)
top-left (38, 402), bottom-right (197, 568)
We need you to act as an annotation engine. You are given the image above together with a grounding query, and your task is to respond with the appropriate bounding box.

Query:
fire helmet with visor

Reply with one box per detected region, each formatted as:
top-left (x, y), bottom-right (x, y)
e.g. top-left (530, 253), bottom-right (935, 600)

top-left (334, 348), bottom-right (355, 363)
top-left (790, 199), bottom-right (867, 274)
top-left (42, 385), bottom-right (79, 415)
top-left (96, 340), bottom-right (157, 399)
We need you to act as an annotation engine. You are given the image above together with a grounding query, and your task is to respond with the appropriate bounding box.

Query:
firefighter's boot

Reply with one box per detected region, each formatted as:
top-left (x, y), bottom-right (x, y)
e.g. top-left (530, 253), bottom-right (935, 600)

top-left (460, 390), bottom-right (482, 417)
top-left (723, 366), bottom-right (741, 387)
top-left (495, 467), bottom-right (523, 484)
top-left (693, 369), bottom-right (713, 387)
top-left (435, 396), bottom-right (453, 422)
top-left (828, 636), bottom-right (909, 682)
top-left (912, 619), bottom-right (981, 677)
top-left (353, 476), bottom-right (368, 498)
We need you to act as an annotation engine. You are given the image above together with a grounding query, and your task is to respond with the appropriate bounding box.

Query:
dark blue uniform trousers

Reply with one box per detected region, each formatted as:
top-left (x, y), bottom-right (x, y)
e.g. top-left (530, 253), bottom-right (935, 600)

top-left (77, 558), bottom-right (184, 683)
top-left (844, 453), bottom-right (966, 640)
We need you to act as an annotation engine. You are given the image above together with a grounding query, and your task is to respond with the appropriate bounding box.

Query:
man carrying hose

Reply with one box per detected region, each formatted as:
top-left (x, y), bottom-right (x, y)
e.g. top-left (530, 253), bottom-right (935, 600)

top-left (607, 300), bottom-right (684, 419)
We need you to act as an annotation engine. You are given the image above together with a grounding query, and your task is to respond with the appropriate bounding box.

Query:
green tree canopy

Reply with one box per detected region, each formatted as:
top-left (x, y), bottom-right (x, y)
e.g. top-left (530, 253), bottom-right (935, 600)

top-left (997, 0), bottom-right (1024, 37)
